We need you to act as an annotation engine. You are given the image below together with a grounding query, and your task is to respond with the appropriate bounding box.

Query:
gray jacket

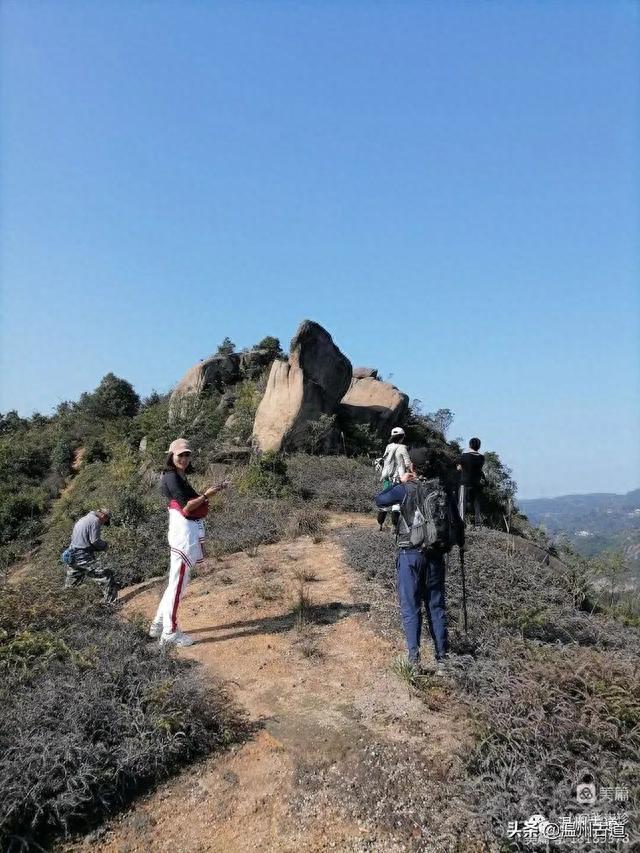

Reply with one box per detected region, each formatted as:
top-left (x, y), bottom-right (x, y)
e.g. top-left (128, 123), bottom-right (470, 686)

top-left (70, 511), bottom-right (108, 555)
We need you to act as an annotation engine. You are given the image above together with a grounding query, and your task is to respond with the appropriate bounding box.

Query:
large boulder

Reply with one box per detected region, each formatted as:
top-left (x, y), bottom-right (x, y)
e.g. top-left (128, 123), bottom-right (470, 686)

top-left (338, 374), bottom-right (409, 437)
top-left (252, 320), bottom-right (352, 453)
top-left (168, 354), bottom-right (241, 421)
top-left (168, 347), bottom-right (280, 422)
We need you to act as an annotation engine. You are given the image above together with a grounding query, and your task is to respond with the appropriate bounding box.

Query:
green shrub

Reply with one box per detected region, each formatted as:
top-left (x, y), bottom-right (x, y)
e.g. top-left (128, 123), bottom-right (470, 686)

top-left (84, 437), bottom-right (111, 463)
top-left (301, 415), bottom-right (338, 454)
top-left (255, 335), bottom-right (283, 359)
top-left (480, 451), bottom-right (519, 528)
top-left (51, 438), bottom-right (75, 477)
top-left (97, 507), bottom-right (168, 587)
top-left (216, 336), bottom-right (235, 356)
top-left (0, 490), bottom-right (48, 546)
top-left (237, 451), bottom-right (289, 499)
top-left (0, 440), bottom-right (51, 483)
top-left (339, 420), bottom-right (380, 457)
top-left (223, 379), bottom-right (264, 443)
top-left (0, 410), bottom-right (30, 435)
top-left (77, 373), bottom-right (140, 420)
top-left (114, 489), bottom-right (149, 528)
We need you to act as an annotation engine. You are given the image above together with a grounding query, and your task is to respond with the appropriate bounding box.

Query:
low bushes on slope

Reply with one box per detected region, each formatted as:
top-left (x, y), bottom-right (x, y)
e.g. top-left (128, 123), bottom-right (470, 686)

top-left (286, 453), bottom-right (376, 513)
top-left (0, 571), bottom-right (245, 852)
top-left (336, 525), bottom-right (640, 850)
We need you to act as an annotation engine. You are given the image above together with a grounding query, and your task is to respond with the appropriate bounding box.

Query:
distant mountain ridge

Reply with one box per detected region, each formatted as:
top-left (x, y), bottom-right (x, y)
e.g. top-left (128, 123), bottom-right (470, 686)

top-left (520, 488), bottom-right (640, 572)
top-left (521, 488), bottom-right (640, 511)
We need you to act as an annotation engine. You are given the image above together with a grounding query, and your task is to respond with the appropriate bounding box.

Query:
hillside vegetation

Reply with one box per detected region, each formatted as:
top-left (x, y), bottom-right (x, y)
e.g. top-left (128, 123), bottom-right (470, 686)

top-left (339, 525), bottom-right (640, 846)
top-left (1, 345), bottom-right (638, 850)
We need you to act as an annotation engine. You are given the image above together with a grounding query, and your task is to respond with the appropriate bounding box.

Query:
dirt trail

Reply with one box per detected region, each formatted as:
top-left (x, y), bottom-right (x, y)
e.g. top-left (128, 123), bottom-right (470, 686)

top-left (69, 515), bottom-right (473, 853)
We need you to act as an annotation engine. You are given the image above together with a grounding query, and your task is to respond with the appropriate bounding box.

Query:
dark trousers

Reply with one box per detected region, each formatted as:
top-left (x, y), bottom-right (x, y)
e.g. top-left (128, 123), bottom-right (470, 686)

top-left (64, 551), bottom-right (117, 602)
top-left (396, 547), bottom-right (448, 663)
top-left (377, 508), bottom-right (400, 529)
top-left (458, 483), bottom-right (482, 525)
top-left (377, 478), bottom-right (400, 529)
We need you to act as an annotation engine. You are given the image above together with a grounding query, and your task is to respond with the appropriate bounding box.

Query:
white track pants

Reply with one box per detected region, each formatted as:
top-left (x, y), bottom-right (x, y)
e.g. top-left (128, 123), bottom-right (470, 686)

top-left (154, 510), bottom-right (205, 635)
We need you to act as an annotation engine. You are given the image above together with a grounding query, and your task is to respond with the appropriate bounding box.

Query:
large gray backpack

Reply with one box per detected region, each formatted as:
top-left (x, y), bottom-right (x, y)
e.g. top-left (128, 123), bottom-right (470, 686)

top-left (396, 478), bottom-right (456, 552)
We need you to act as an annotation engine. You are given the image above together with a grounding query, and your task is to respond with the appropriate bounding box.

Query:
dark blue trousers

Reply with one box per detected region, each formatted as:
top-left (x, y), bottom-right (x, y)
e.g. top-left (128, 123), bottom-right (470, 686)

top-left (396, 547), bottom-right (448, 663)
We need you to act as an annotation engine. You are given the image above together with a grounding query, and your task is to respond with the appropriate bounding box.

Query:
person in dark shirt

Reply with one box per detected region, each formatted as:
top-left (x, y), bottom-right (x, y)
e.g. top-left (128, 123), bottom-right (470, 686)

top-left (375, 472), bottom-right (463, 677)
top-left (457, 437), bottom-right (485, 525)
top-left (150, 438), bottom-right (229, 647)
top-left (161, 469), bottom-right (201, 507)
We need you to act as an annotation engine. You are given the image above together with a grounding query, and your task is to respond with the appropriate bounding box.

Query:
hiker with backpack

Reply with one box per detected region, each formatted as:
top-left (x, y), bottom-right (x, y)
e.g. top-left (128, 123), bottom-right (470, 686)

top-left (62, 508), bottom-right (118, 603)
top-left (149, 438), bottom-right (229, 648)
top-left (457, 437), bottom-right (485, 525)
top-left (375, 427), bottom-right (413, 532)
top-left (374, 470), bottom-right (464, 677)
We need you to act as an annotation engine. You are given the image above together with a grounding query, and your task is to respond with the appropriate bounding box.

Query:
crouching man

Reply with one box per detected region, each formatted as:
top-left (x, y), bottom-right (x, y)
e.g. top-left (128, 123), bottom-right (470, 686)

top-left (374, 472), bottom-right (463, 677)
top-left (63, 507), bottom-right (118, 603)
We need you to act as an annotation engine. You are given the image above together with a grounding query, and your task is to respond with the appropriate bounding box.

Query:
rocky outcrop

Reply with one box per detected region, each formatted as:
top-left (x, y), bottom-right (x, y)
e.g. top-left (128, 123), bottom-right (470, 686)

top-left (252, 321), bottom-right (352, 453)
top-left (168, 322), bottom-right (411, 452)
top-left (169, 354), bottom-right (241, 420)
top-left (338, 374), bottom-right (409, 437)
top-left (352, 367), bottom-right (378, 379)
top-left (239, 347), bottom-right (276, 380)
top-left (168, 346), bottom-right (279, 422)
top-left (209, 446), bottom-right (252, 464)
top-left (216, 392), bottom-right (237, 414)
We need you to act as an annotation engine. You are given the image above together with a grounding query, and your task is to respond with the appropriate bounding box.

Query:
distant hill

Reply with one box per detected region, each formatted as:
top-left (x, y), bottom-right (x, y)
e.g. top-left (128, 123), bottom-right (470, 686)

top-left (520, 489), bottom-right (640, 573)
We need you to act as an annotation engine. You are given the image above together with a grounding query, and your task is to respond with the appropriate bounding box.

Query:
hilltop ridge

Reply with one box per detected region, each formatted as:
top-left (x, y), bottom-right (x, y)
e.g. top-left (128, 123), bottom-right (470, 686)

top-left (1, 324), bottom-right (639, 851)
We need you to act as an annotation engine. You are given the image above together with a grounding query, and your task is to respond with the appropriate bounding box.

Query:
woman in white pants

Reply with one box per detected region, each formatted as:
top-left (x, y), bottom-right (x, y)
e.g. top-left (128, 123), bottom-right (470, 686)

top-left (150, 437), bottom-right (228, 647)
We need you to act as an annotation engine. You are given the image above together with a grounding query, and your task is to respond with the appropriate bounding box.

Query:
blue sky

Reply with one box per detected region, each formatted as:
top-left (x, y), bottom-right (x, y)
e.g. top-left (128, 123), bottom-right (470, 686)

top-left (1, 1), bottom-right (638, 499)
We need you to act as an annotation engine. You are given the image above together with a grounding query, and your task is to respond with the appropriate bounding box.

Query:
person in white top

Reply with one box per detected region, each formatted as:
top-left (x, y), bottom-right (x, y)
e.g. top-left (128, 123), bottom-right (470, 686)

top-left (376, 426), bottom-right (413, 532)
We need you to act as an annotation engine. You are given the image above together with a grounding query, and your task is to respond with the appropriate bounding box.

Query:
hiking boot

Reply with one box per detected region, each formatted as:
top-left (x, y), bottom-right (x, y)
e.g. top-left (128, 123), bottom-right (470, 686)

top-left (148, 621), bottom-right (163, 639)
top-left (160, 630), bottom-right (195, 648)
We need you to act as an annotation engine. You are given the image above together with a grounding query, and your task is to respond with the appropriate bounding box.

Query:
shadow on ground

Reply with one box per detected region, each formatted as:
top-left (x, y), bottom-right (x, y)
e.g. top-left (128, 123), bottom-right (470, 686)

top-left (187, 601), bottom-right (371, 645)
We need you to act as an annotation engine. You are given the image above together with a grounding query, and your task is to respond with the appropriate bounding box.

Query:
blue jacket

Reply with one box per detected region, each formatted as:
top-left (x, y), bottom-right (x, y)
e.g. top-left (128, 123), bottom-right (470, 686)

top-left (374, 482), bottom-right (408, 509)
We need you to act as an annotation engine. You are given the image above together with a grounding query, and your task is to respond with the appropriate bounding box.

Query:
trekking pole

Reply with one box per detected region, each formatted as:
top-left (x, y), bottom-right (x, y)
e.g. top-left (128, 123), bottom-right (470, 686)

top-left (459, 546), bottom-right (468, 634)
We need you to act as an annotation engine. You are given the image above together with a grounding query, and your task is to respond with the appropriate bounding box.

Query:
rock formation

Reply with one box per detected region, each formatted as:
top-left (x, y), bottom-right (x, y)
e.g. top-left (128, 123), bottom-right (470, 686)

top-left (338, 373), bottom-right (409, 437)
top-left (352, 367), bottom-right (378, 380)
top-left (168, 346), bottom-right (277, 422)
top-left (169, 354), bottom-right (241, 421)
top-left (252, 321), bottom-right (352, 453)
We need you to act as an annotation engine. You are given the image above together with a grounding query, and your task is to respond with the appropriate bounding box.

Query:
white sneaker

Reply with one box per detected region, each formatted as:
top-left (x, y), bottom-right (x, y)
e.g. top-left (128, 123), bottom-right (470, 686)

top-left (160, 630), bottom-right (195, 648)
top-left (148, 621), bottom-right (163, 639)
